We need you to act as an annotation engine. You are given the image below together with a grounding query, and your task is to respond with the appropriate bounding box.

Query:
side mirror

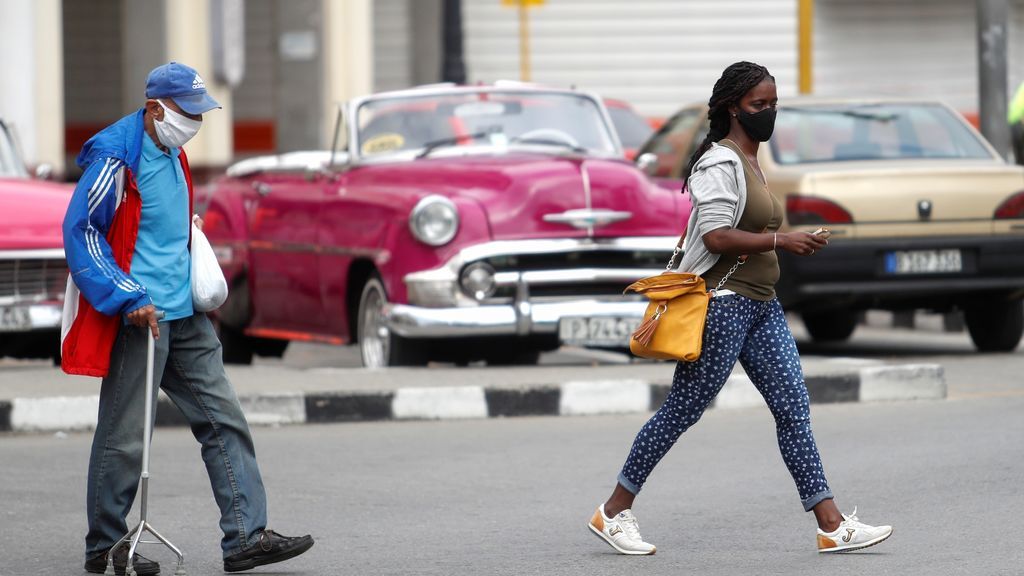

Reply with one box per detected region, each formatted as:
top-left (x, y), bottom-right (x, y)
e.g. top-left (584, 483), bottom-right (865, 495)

top-left (635, 152), bottom-right (658, 176)
top-left (34, 164), bottom-right (53, 180)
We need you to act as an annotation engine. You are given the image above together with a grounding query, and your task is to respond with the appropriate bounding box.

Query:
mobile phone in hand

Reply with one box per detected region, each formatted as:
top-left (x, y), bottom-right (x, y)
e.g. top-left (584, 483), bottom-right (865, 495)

top-left (811, 227), bottom-right (832, 240)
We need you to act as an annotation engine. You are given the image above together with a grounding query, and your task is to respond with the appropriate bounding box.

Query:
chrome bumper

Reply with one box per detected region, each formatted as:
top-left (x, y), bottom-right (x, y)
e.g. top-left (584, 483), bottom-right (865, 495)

top-left (389, 235), bottom-right (675, 339)
top-left (0, 302), bottom-right (63, 333)
top-left (385, 298), bottom-right (648, 339)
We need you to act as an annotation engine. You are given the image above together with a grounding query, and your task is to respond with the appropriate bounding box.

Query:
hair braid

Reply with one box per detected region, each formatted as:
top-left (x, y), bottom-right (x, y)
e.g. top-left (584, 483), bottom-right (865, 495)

top-left (682, 61), bottom-right (774, 185)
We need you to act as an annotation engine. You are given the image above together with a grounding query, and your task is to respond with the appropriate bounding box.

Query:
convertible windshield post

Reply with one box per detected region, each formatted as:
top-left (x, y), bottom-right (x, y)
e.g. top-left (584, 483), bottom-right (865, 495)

top-left (0, 121), bottom-right (29, 178)
top-left (329, 103), bottom-right (346, 169)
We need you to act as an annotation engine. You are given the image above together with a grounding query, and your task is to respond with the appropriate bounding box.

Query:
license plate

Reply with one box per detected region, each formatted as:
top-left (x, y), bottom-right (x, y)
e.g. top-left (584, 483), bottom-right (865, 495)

top-left (884, 249), bottom-right (962, 274)
top-left (558, 316), bottom-right (640, 347)
top-left (0, 306), bottom-right (32, 332)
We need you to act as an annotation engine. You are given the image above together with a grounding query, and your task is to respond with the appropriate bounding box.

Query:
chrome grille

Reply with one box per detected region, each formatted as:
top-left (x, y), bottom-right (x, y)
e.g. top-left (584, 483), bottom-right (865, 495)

top-left (0, 258), bottom-right (69, 303)
top-left (463, 249), bottom-right (669, 302)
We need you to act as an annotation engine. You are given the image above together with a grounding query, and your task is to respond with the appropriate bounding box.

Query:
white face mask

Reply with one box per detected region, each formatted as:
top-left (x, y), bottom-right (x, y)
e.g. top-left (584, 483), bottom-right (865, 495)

top-left (153, 99), bottom-right (202, 149)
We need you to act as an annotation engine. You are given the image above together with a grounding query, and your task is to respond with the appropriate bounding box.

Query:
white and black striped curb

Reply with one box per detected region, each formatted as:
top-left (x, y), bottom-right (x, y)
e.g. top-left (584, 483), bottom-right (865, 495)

top-left (0, 364), bottom-right (945, 433)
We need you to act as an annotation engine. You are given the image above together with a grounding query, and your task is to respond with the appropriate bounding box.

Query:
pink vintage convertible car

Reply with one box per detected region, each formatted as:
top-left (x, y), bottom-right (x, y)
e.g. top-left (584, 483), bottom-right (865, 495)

top-left (200, 84), bottom-right (691, 367)
top-left (0, 118), bottom-right (71, 361)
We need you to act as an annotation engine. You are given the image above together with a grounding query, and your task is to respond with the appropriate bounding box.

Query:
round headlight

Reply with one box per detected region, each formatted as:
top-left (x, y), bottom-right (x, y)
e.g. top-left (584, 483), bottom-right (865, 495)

top-left (410, 195), bottom-right (459, 246)
top-left (460, 262), bottom-right (496, 300)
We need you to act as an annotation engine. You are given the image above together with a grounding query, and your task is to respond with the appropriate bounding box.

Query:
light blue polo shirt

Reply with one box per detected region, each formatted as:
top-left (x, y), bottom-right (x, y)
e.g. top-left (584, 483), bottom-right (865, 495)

top-left (130, 135), bottom-right (193, 320)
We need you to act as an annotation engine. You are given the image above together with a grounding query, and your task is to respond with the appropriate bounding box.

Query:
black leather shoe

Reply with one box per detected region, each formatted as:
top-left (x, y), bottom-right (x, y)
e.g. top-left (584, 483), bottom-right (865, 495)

top-left (84, 546), bottom-right (160, 575)
top-left (223, 529), bottom-right (315, 572)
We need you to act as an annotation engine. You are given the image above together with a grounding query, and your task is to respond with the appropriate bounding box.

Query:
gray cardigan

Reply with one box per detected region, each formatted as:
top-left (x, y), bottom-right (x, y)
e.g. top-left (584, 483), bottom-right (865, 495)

top-left (674, 143), bottom-right (747, 275)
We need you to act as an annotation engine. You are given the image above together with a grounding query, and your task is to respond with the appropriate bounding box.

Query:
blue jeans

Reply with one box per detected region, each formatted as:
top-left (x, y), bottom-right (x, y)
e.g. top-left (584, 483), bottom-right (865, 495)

top-left (618, 295), bottom-right (834, 511)
top-left (85, 313), bottom-right (268, 559)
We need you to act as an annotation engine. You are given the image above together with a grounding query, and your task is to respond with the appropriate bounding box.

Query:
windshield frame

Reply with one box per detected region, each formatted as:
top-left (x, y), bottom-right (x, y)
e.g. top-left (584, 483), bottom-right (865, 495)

top-left (0, 120), bottom-right (29, 178)
top-left (768, 101), bottom-right (999, 166)
top-left (346, 86), bottom-right (624, 163)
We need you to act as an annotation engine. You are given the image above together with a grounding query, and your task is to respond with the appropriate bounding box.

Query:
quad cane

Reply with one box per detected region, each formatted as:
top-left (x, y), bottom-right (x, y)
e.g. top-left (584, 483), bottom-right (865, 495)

top-left (105, 311), bottom-right (187, 576)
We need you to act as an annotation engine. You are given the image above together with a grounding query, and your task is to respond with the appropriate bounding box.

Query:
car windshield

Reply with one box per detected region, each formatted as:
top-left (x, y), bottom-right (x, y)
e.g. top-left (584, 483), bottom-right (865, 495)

top-left (770, 104), bottom-right (994, 165)
top-left (0, 123), bottom-right (27, 178)
top-left (355, 90), bottom-right (618, 157)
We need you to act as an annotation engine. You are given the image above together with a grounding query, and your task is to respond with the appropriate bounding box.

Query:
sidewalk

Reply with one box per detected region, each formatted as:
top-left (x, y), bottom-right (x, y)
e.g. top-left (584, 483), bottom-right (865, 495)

top-left (0, 353), bottom-right (946, 433)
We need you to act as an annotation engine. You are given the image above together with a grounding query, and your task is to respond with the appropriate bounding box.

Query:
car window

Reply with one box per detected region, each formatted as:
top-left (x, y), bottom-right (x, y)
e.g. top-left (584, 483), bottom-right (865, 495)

top-left (606, 106), bottom-right (654, 149)
top-left (0, 123), bottom-right (26, 178)
top-left (639, 108), bottom-right (704, 178)
top-left (355, 91), bottom-right (618, 157)
top-left (770, 104), bottom-right (993, 164)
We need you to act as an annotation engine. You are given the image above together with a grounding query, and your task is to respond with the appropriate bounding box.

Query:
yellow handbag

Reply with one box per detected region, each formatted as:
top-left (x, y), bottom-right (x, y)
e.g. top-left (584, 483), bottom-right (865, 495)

top-left (624, 272), bottom-right (710, 362)
top-left (624, 242), bottom-right (744, 362)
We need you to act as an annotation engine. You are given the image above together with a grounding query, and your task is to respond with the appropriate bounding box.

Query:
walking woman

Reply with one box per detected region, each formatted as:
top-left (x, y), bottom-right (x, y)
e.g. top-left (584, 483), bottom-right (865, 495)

top-left (588, 62), bottom-right (892, 555)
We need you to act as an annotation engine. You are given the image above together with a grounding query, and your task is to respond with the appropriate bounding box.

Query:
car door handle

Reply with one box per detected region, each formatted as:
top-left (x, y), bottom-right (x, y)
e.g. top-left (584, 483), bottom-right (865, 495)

top-left (252, 182), bottom-right (271, 196)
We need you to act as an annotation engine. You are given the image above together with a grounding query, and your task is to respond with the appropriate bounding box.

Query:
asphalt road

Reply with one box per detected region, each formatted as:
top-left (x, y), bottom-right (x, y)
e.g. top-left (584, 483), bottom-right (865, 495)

top-left (260, 311), bottom-right (983, 370)
top-left (2, 385), bottom-right (1021, 575)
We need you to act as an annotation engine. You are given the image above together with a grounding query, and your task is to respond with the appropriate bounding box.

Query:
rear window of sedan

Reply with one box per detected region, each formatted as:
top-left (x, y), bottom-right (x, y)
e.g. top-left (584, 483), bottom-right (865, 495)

top-left (770, 104), bottom-right (994, 165)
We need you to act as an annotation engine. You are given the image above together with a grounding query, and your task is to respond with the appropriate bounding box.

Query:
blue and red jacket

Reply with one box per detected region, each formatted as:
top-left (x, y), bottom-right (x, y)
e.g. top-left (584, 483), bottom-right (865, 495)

top-left (60, 109), bottom-right (193, 377)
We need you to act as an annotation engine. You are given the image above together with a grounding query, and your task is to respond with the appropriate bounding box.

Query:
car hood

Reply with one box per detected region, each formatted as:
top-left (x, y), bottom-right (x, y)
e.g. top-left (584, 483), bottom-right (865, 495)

top-left (0, 178), bottom-right (73, 249)
top-left (377, 153), bottom-right (684, 240)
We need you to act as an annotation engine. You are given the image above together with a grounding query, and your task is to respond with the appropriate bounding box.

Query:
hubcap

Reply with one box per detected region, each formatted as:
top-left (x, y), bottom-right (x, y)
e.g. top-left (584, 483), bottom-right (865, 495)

top-left (360, 285), bottom-right (390, 368)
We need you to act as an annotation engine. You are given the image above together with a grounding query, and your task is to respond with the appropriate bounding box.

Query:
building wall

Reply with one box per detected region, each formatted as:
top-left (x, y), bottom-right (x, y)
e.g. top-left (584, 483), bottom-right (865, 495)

top-left (0, 0), bottom-right (64, 171)
top-left (815, 0), bottom-right (1024, 118)
top-left (231, 0), bottom-right (277, 153)
top-left (462, 0), bottom-right (799, 118)
top-left (374, 0), bottom-right (414, 92)
top-left (461, 0), bottom-right (1024, 120)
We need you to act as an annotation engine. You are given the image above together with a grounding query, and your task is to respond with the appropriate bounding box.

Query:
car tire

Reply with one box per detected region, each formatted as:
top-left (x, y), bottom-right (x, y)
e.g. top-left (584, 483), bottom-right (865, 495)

top-left (801, 309), bottom-right (858, 342)
top-left (251, 337), bottom-right (289, 358)
top-left (358, 275), bottom-right (428, 367)
top-left (965, 298), bottom-right (1024, 352)
top-left (218, 323), bottom-right (254, 365)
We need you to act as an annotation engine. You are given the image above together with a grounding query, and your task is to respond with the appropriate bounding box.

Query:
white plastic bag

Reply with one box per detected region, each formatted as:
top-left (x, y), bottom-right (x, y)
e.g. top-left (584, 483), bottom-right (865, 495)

top-left (191, 216), bottom-right (228, 312)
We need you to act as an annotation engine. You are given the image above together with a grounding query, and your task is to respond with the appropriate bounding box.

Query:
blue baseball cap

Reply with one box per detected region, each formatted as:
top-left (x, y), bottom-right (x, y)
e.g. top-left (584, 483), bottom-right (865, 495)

top-left (145, 62), bottom-right (221, 115)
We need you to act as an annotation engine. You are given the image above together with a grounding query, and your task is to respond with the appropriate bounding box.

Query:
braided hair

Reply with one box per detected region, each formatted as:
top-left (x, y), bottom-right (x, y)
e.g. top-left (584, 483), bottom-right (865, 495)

top-left (682, 61), bottom-right (774, 184)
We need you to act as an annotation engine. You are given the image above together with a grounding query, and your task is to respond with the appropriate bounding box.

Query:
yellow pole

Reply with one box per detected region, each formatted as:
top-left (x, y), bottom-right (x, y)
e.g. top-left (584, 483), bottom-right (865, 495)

top-left (518, 0), bottom-right (531, 81)
top-left (798, 0), bottom-right (813, 94)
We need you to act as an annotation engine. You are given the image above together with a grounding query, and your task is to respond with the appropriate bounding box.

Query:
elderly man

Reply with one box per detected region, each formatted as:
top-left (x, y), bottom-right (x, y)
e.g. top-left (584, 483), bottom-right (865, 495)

top-left (62, 62), bottom-right (313, 575)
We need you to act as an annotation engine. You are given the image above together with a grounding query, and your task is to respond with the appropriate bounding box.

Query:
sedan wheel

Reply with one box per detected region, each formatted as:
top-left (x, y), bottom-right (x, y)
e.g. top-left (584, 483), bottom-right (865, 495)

top-left (965, 298), bottom-right (1024, 352)
top-left (217, 323), bottom-right (254, 365)
top-left (358, 276), bottom-right (427, 367)
top-left (801, 309), bottom-right (858, 343)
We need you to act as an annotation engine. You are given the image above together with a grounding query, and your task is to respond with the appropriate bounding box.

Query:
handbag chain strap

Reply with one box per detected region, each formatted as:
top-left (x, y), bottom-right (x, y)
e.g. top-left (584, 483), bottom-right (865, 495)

top-left (711, 257), bottom-right (745, 294)
top-left (664, 236), bottom-right (745, 294)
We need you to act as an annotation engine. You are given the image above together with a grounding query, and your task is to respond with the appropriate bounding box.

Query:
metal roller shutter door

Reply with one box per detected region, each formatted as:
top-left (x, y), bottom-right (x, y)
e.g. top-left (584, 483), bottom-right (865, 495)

top-left (462, 0), bottom-right (797, 118)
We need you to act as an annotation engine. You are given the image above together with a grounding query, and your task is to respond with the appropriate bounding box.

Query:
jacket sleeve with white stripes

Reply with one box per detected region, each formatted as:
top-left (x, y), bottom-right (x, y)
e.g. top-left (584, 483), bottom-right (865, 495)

top-left (62, 157), bottom-right (151, 316)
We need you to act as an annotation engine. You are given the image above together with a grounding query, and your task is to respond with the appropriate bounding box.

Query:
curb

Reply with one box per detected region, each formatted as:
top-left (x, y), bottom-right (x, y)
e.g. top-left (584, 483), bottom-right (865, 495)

top-left (0, 364), bottom-right (945, 433)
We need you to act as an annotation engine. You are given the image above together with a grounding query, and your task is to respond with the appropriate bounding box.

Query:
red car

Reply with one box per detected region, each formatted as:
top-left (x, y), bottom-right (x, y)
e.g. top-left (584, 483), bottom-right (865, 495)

top-left (604, 98), bottom-right (655, 160)
top-left (0, 118), bottom-right (72, 361)
top-left (200, 84), bottom-right (691, 367)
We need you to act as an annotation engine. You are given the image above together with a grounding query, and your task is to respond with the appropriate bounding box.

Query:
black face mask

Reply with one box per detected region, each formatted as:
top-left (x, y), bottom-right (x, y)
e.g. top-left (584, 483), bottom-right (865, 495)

top-left (736, 107), bottom-right (777, 142)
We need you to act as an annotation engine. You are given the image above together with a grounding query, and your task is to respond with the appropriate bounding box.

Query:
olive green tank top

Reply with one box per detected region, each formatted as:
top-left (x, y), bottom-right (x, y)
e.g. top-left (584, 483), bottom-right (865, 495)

top-left (700, 139), bottom-right (784, 301)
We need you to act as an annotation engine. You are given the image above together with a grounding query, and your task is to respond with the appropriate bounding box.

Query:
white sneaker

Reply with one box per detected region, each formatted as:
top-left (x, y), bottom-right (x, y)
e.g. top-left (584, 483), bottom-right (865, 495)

top-left (817, 507), bottom-right (893, 553)
top-left (588, 504), bottom-right (656, 555)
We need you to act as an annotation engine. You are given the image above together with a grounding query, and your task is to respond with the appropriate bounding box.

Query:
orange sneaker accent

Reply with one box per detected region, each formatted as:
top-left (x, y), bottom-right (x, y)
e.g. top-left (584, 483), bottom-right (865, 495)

top-left (590, 508), bottom-right (605, 532)
top-left (817, 534), bottom-right (837, 550)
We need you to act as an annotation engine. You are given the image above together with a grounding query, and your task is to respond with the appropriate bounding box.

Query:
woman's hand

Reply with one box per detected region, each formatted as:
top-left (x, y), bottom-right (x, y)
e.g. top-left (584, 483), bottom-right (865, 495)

top-left (777, 231), bottom-right (828, 256)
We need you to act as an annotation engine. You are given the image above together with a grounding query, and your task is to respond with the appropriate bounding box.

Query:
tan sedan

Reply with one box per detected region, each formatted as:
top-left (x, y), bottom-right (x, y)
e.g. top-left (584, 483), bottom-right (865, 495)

top-left (637, 98), bottom-right (1024, 351)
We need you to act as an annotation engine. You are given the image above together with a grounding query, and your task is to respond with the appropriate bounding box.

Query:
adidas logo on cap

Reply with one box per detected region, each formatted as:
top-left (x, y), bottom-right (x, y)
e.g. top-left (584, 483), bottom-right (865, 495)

top-left (192, 74), bottom-right (206, 90)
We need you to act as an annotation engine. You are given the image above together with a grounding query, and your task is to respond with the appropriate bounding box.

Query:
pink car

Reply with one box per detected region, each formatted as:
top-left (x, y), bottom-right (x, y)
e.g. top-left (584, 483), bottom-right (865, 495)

top-left (0, 119), bottom-right (72, 361)
top-left (200, 84), bottom-right (691, 367)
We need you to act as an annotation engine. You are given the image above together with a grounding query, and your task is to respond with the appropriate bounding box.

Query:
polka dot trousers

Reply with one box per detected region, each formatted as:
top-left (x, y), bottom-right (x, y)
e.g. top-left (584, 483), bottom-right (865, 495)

top-left (618, 294), bottom-right (834, 511)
